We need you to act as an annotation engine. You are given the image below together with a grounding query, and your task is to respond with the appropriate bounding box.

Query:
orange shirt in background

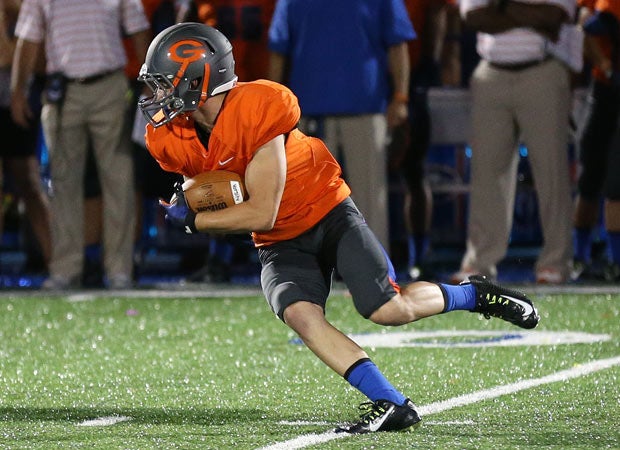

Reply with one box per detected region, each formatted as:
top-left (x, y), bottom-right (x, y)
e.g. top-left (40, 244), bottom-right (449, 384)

top-left (192, 0), bottom-right (275, 81)
top-left (404, 0), bottom-right (453, 70)
top-left (579, 0), bottom-right (620, 82)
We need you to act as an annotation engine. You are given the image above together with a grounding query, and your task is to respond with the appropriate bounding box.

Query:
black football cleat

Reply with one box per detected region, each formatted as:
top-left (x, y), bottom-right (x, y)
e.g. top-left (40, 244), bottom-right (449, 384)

top-left (465, 275), bottom-right (540, 329)
top-left (335, 399), bottom-right (422, 434)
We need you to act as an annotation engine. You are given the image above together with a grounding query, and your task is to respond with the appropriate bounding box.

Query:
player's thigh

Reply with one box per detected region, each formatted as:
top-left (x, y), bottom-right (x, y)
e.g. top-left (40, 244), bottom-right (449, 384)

top-left (336, 224), bottom-right (398, 319)
top-left (259, 242), bottom-right (330, 321)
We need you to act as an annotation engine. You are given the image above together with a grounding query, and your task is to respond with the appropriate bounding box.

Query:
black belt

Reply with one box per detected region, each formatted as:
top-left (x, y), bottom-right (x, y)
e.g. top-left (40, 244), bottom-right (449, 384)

top-left (67, 69), bottom-right (119, 84)
top-left (489, 58), bottom-right (549, 72)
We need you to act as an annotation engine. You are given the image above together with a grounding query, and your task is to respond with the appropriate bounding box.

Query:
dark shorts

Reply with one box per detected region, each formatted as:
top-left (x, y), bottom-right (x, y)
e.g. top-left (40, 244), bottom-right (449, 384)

top-left (578, 81), bottom-right (620, 200)
top-left (0, 75), bottom-right (44, 159)
top-left (0, 107), bottom-right (40, 158)
top-left (258, 197), bottom-right (399, 321)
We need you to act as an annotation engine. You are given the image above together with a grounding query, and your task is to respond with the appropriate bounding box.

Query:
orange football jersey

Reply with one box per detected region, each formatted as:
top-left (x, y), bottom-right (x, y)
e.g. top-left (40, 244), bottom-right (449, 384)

top-left (145, 80), bottom-right (351, 246)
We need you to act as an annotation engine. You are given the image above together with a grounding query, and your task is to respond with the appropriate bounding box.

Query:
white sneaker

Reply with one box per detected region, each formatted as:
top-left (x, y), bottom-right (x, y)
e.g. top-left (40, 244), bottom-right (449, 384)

top-left (535, 268), bottom-right (566, 285)
top-left (107, 274), bottom-right (132, 289)
top-left (41, 275), bottom-right (76, 290)
top-left (449, 268), bottom-right (481, 284)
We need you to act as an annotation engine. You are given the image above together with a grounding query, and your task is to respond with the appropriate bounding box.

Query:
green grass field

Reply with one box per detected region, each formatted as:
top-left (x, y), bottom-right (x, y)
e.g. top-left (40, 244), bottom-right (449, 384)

top-left (0, 287), bottom-right (618, 449)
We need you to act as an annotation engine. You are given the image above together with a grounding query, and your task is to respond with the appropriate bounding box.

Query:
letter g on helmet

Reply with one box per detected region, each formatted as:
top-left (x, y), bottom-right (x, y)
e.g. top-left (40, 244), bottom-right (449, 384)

top-left (138, 23), bottom-right (237, 127)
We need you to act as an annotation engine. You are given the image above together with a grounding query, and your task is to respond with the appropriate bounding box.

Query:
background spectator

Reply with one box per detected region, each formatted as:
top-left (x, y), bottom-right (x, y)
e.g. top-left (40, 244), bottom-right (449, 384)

top-left (452, 0), bottom-right (578, 284)
top-left (267, 0), bottom-right (416, 251)
top-left (0, 0), bottom-right (50, 274)
top-left (177, 0), bottom-right (275, 82)
top-left (389, 0), bottom-right (460, 280)
top-left (572, 0), bottom-right (620, 282)
top-left (11, 0), bottom-right (151, 289)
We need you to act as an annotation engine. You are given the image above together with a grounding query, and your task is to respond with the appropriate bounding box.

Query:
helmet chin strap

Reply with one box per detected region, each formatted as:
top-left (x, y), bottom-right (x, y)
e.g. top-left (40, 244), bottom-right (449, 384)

top-left (198, 90), bottom-right (208, 106)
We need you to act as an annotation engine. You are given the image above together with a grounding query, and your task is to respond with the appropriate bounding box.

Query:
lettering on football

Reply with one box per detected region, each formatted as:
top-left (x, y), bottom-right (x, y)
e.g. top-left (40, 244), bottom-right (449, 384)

top-left (181, 170), bottom-right (247, 213)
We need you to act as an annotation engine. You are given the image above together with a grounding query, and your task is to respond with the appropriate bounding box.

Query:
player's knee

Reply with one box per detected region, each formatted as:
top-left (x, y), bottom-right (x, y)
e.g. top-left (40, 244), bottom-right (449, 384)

top-left (282, 301), bottom-right (325, 338)
top-left (368, 296), bottom-right (415, 326)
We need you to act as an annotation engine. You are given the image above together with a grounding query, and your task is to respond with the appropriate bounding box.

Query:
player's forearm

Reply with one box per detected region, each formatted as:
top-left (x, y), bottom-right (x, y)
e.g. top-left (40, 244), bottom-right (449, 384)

top-left (462, 5), bottom-right (520, 34)
top-left (504, 1), bottom-right (567, 40)
top-left (388, 42), bottom-right (410, 100)
top-left (193, 201), bottom-right (277, 234)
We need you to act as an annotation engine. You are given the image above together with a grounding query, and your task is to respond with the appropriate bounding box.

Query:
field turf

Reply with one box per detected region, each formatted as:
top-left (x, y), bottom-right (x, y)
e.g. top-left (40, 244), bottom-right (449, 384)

top-left (0, 286), bottom-right (618, 449)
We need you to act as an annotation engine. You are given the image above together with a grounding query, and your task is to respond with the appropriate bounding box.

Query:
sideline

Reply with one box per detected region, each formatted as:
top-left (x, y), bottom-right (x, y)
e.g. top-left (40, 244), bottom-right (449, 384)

top-left (257, 355), bottom-right (620, 450)
top-left (1, 283), bottom-right (620, 300)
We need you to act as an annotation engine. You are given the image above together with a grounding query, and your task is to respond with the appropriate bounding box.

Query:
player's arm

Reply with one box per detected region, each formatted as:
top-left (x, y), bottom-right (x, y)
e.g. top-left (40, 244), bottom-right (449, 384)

top-left (386, 42), bottom-right (410, 129)
top-left (193, 134), bottom-right (287, 234)
top-left (10, 37), bottom-right (40, 127)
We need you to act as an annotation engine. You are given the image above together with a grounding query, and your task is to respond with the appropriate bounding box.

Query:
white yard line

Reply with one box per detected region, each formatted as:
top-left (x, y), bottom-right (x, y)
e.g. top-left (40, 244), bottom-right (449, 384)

top-left (257, 355), bottom-right (620, 450)
top-left (77, 416), bottom-right (132, 427)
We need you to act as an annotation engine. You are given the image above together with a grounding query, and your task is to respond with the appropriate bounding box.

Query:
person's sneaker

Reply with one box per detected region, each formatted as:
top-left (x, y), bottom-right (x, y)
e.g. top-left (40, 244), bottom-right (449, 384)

top-left (603, 263), bottom-right (620, 282)
top-left (465, 275), bottom-right (540, 329)
top-left (535, 268), bottom-right (566, 285)
top-left (107, 274), bottom-right (132, 289)
top-left (570, 260), bottom-right (588, 282)
top-left (335, 399), bottom-right (421, 434)
top-left (449, 268), bottom-right (482, 284)
top-left (41, 275), bottom-right (78, 291)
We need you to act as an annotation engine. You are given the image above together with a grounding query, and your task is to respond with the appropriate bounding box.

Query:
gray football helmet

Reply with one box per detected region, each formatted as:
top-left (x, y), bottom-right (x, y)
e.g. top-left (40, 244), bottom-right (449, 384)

top-left (138, 22), bottom-right (237, 127)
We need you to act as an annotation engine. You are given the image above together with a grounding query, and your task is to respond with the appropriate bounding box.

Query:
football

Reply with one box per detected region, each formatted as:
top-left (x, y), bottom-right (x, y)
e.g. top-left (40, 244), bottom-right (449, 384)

top-left (181, 170), bottom-right (246, 213)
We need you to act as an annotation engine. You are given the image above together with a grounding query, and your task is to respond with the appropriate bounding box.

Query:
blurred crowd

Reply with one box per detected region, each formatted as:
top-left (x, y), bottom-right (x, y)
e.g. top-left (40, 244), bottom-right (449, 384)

top-left (1, 0), bottom-right (619, 289)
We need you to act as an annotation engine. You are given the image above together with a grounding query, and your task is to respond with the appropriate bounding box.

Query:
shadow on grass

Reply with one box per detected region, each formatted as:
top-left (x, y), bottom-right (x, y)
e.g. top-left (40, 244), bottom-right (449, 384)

top-left (0, 405), bottom-right (272, 426)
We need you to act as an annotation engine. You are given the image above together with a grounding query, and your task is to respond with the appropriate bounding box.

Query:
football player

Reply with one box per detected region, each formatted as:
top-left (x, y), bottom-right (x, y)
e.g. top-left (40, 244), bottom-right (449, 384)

top-left (138, 23), bottom-right (540, 433)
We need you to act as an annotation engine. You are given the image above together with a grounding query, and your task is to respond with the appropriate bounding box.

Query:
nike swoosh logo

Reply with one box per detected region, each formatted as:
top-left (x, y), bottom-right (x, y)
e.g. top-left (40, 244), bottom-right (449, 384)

top-left (218, 156), bottom-right (234, 166)
top-left (368, 405), bottom-right (394, 432)
top-left (503, 295), bottom-right (534, 317)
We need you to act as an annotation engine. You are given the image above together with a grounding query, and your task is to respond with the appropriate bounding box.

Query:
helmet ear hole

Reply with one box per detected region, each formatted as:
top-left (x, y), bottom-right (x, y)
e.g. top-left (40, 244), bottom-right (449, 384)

top-left (189, 77), bottom-right (203, 90)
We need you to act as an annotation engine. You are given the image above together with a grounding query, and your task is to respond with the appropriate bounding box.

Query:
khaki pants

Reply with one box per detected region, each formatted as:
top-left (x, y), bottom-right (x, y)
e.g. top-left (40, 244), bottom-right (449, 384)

top-left (460, 59), bottom-right (573, 279)
top-left (41, 71), bottom-right (135, 281)
top-left (300, 114), bottom-right (390, 250)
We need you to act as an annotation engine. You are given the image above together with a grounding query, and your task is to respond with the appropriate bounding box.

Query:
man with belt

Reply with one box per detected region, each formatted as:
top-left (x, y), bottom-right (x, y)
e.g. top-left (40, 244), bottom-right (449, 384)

top-left (451, 0), bottom-right (578, 284)
top-left (11, 0), bottom-right (150, 289)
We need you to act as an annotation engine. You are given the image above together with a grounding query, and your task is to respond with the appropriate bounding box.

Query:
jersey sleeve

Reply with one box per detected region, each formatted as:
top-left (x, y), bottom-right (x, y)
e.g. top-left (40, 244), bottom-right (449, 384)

top-left (145, 123), bottom-right (202, 175)
top-left (222, 81), bottom-right (301, 158)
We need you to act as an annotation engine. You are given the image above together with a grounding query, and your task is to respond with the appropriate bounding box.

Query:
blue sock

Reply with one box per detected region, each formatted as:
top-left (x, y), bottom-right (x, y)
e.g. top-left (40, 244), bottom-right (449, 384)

top-left (608, 231), bottom-right (620, 265)
top-left (438, 283), bottom-right (477, 312)
top-left (573, 227), bottom-right (592, 263)
top-left (345, 359), bottom-right (406, 405)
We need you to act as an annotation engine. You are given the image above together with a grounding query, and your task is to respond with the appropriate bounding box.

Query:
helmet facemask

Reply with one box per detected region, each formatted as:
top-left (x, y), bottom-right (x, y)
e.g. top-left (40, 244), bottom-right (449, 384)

top-left (138, 70), bottom-right (187, 127)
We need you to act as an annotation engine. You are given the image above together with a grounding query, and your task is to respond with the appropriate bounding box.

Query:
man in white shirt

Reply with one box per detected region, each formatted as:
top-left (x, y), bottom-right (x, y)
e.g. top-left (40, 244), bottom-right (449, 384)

top-left (11, 0), bottom-right (151, 289)
top-left (452, 0), bottom-right (579, 284)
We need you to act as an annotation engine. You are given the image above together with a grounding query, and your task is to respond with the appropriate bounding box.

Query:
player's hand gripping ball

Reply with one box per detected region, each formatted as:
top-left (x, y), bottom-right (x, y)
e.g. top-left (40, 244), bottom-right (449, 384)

top-left (160, 171), bottom-right (246, 234)
top-left (181, 170), bottom-right (246, 213)
top-left (160, 182), bottom-right (197, 234)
